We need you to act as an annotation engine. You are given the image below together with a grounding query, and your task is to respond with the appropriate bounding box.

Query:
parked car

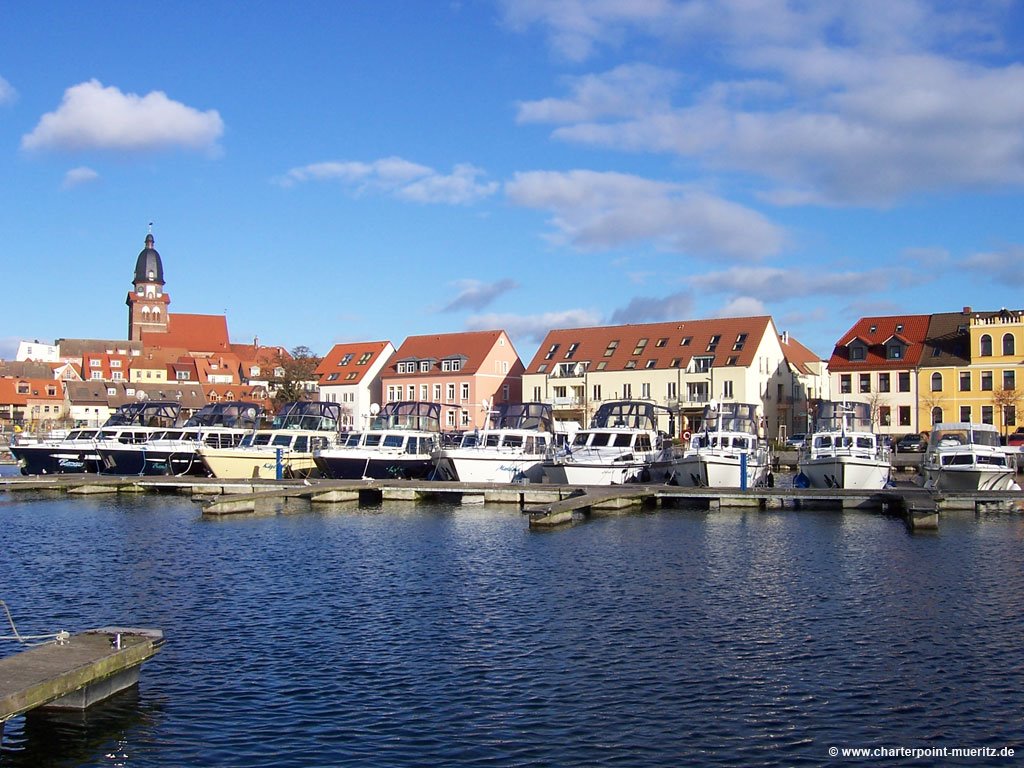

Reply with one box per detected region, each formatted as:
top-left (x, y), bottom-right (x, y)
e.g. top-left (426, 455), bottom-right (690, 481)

top-left (784, 433), bottom-right (807, 450)
top-left (1006, 429), bottom-right (1024, 449)
top-left (896, 433), bottom-right (928, 452)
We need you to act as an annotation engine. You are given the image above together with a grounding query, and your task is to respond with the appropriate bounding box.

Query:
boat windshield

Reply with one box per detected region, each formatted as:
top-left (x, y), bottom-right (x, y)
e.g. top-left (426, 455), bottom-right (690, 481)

top-left (590, 400), bottom-right (675, 435)
top-left (104, 401), bottom-right (182, 428)
top-left (272, 401), bottom-right (341, 431)
top-left (486, 403), bottom-right (555, 432)
top-left (700, 403), bottom-right (759, 434)
top-left (185, 401), bottom-right (264, 429)
top-left (812, 401), bottom-right (872, 432)
top-left (929, 423), bottom-right (1001, 449)
top-left (371, 402), bottom-right (442, 432)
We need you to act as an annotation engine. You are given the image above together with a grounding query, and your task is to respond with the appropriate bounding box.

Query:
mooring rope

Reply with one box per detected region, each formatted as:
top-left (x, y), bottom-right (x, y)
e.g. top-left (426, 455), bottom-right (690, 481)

top-left (0, 599), bottom-right (70, 645)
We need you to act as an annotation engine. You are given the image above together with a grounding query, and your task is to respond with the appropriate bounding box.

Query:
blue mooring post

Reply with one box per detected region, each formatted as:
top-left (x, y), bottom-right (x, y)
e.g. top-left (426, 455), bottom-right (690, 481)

top-left (740, 453), bottom-right (748, 490)
top-left (275, 448), bottom-right (283, 480)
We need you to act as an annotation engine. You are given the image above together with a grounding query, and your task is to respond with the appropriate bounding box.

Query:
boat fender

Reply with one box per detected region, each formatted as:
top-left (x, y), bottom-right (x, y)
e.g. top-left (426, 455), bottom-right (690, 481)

top-left (793, 472), bottom-right (810, 489)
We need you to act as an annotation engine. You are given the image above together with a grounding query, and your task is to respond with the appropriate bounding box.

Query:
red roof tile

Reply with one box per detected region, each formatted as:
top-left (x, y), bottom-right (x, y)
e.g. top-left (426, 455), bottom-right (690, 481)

top-left (315, 341), bottom-right (392, 385)
top-left (142, 313), bottom-right (231, 353)
top-left (828, 315), bottom-right (931, 371)
top-left (391, 330), bottom-right (514, 375)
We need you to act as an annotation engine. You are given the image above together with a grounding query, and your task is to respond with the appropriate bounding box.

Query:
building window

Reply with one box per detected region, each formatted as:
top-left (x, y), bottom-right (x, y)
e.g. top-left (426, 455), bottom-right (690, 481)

top-left (680, 337), bottom-right (692, 347)
top-left (625, 360), bottom-right (637, 369)
top-left (565, 342), bottom-right (579, 359)
top-left (593, 384), bottom-right (601, 401)
top-left (655, 338), bottom-right (668, 348)
top-left (840, 374), bottom-right (851, 394)
top-left (1008, 406), bottom-right (1017, 427)
top-left (899, 406), bottom-right (911, 426)
top-left (707, 335), bottom-right (720, 352)
top-left (666, 381), bottom-right (677, 400)
top-left (622, 383), bottom-right (632, 398)
top-left (981, 371), bottom-right (993, 391)
top-left (110, 360), bottom-right (122, 368)
top-left (433, 384), bottom-right (441, 401)
top-left (930, 372), bottom-right (942, 392)
top-left (1004, 370), bottom-right (1016, 390)
top-left (604, 340), bottom-right (619, 357)
top-left (632, 339), bottom-right (648, 356)
top-left (982, 405), bottom-right (994, 424)
top-left (641, 383), bottom-right (651, 399)
top-left (446, 383), bottom-right (456, 401)
top-left (111, 372), bottom-right (123, 381)
top-left (532, 386), bottom-right (541, 400)
top-left (358, 353), bottom-right (372, 365)
top-left (722, 381), bottom-right (733, 399)
top-left (90, 371), bottom-right (102, 380)
top-left (878, 373), bottom-right (890, 393)
top-left (959, 371), bottom-right (971, 391)
top-left (849, 344), bottom-right (866, 361)
top-left (693, 357), bottom-right (712, 373)
top-left (1003, 334), bottom-right (1016, 356)
top-left (645, 359), bottom-right (657, 369)
top-left (545, 344), bottom-right (560, 360)
top-left (418, 361), bottom-right (430, 372)
top-left (880, 406), bottom-right (891, 426)
top-left (980, 334), bottom-right (993, 356)
top-left (887, 344), bottom-right (903, 360)
top-left (931, 407), bottom-right (942, 425)
top-left (860, 374), bottom-right (871, 393)
top-left (460, 383), bottom-right (470, 402)
top-left (461, 410), bottom-right (471, 427)
top-left (898, 372), bottom-right (911, 392)
top-left (420, 384), bottom-right (428, 400)
top-left (960, 405), bottom-right (971, 422)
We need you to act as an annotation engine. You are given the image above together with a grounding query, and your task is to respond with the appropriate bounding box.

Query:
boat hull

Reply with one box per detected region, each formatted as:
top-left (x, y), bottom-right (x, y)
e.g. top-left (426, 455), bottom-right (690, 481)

top-left (543, 460), bottom-right (655, 486)
top-left (433, 453), bottom-right (546, 484)
top-left (314, 453), bottom-right (435, 480)
top-left (799, 455), bottom-right (890, 490)
top-left (199, 449), bottom-right (320, 479)
top-left (97, 446), bottom-right (208, 476)
top-left (921, 465), bottom-right (1017, 492)
top-left (669, 453), bottom-right (770, 488)
top-left (10, 444), bottom-right (101, 475)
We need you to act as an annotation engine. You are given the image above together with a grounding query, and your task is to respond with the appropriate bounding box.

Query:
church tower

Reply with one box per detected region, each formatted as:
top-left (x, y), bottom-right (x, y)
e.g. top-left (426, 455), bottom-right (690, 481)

top-left (126, 232), bottom-right (170, 341)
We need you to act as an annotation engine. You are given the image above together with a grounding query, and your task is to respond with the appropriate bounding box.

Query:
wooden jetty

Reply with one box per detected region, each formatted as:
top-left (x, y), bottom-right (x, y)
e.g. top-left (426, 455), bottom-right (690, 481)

top-left (0, 627), bottom-right (164, 736)
top-left (1, 473), bottom-right (1020, 531)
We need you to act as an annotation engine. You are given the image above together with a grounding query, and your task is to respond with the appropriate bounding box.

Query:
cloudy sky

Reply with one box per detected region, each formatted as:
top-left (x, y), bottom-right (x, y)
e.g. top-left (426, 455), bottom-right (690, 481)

top-left (2, 1), bottom-right (1023, 363)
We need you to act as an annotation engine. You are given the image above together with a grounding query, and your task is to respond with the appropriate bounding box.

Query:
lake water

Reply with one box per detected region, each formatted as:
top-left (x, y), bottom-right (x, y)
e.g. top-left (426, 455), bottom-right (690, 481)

top-left (1, 469), bottom-right (1022, 767)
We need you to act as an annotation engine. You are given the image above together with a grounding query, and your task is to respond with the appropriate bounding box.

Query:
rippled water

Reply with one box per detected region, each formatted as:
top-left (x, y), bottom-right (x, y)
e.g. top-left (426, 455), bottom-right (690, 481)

top-left (1, 471), bottom-right (1022, 766)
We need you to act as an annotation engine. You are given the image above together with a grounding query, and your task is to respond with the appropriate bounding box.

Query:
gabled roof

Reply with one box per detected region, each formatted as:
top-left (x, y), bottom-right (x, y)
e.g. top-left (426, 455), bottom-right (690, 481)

top-left (142, 313), bottom-right (231, 353)
top-left (780, 334), bottom-right (823, 376)
top-left (64, 380), bottom-right (207, 410)
top-left (57, 338), bottom-right (143, 357)
top-left (828, 315), bottom-right (931, 371)
top-left (391, 330), bottom-right (513, 376)
top-left (315, 341), bottom-right (393, 385)
top-left (0, 378), bottom-right (64, 405)
top-left (920, 311), bottom-right (973, 367)
top-left (525, 317), bottom-right (775, 373)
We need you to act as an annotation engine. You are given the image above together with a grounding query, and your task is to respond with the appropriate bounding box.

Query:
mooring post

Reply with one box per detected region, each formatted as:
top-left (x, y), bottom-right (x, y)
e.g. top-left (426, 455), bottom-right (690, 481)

top-left (740, 453), bottom-right (748, 491)
top-left (275, 448), bottom-right (283, 480)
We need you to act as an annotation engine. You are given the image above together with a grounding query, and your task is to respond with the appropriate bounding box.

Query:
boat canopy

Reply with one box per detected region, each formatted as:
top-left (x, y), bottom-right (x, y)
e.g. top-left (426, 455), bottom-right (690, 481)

top-left (185, 401), bottom-right (265, 429)
top-left (811, 401), bottom-right (872, 432)
top-left (485, 402), bottom-right (555, 432)
top-left (104, 401), bottom-right (182, 428)
top-left (928, 422), bottom-right (1001, 448)
top-left (272, 401), bottom-right (341, 431)
top-left (701, 402), bottom-right (759, 434)
top-left (590, 400), bottom-right (675, 436)
top-left (370, 401), bottom-right (442, 432)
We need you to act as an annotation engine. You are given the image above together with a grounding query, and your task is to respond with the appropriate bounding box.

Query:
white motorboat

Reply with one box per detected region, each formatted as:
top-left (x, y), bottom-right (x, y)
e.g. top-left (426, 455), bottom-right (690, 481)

top-left (667, 402), bottom-right (772, 488)
top-left (543, 400), bottom-right (675, 485)
top-left (796, 401), bottom-right (891, 490)
top-left (96, 401), bottom-right (265, 476)
top-left (314, 401), bottom-right (443, 480)
top-left (198, 401), bottom-right (340, 479)
top-left (919, 422), bottom-right (1018, 492)
top-left (432, 402), bottom-right (562, 484)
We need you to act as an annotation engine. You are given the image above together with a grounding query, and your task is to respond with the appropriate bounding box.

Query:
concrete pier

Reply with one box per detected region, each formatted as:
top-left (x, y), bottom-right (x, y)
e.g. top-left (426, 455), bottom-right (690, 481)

top-left (0, 627), bottom-right (164, 735)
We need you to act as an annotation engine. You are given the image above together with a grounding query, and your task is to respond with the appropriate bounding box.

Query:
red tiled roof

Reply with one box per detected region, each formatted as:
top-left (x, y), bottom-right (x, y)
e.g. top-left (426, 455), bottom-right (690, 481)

top-left (0, 378), bottom-right (64, 405)
top-left (391, 330), bottom-right (512, 375)
top-left (142, 313), bottom-right (231, 353)
top-left (828, 315), bottom-right (931, 371)
top-left (315, 341), bottom-right (392, 385)
top-left (524, 318), bottom-right (775, 372)
top-left (780, 334), bottom-right (822, 376)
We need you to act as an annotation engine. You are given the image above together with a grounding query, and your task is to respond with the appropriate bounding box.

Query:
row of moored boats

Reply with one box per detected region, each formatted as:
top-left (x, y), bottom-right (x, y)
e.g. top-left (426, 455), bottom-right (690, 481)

top-left (8, 398), bottom-right (1019, 493)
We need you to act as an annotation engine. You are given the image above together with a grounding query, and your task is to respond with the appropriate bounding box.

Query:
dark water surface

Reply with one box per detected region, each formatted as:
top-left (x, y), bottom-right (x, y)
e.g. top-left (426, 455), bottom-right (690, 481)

top-left (1, 477), bottom-right (1022, 766)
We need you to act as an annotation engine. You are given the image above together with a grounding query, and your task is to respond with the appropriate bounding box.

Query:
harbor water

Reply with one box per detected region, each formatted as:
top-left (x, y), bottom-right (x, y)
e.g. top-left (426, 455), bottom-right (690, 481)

top-left (1, 468), bottom-right (1022, 766)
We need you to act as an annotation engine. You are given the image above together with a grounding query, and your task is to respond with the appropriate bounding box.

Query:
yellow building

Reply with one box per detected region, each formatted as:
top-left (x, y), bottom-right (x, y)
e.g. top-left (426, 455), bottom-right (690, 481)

top-left (918, 308), bottom-right (1024, 435)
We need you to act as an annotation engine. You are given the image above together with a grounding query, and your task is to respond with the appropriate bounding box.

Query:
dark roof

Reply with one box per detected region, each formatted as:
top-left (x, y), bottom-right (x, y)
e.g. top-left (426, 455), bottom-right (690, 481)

top-left (133, 233), bottom-right (165, 286)
top-left (920, 311), bottom-right (973, 367)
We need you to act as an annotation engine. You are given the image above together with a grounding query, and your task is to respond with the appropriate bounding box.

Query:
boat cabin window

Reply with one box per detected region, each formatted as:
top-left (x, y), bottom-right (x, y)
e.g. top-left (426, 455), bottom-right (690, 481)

top-left (614, 434), bottom-right (634, 448)
top-left (460, 433), bottom-right (479, 448)
top-left (310, 437), bottom-right (330, 451)
top-left (272, 435), bottom-right (294, 448)
top-left (294, 436), bottom-right (310, 452)
top-left (732, 437), bottom-right (749, 450)
top-left (365, 434), bottom-right (382, 448)
top-left (943, 454), bottom-right (974, 466)
top-left (856, 436), bottom-right (873, 449)
top-left (383, 435), bottom-right (405, 449)
top-left (585, 433), bottom-right (610, 447)
top-left (252, 433), bottom-right (273, 446)
top-left (815, 436), bottom-right (832, 448)
top-left (344, 432), bottom-right (362, 447)
top-left (634, 435), bottom-right (652, 451)
top-left (485, 434), bottom-right (501, 448)
top-left (503, 435), bottom-right (524, 449)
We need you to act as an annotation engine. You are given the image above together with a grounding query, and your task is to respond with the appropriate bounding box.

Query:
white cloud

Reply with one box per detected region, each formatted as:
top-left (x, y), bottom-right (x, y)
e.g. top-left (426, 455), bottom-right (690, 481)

top-left (610, 290), bottom-right (694, 323)
top-left (280, 156), bottom-right (498, 204)
top-left (505, 169), bottom-right (785, 259)
top-left (465, 309), bottom-right (602, 342)
top-left (21, 80), bottom-right (223, 152)
top-left (442, 279), bottom-right (519, 312)
top-left (689, 265), bottom-right (917, 302)
top-left (509, 2), bottom-right (1024, 204)
top-left (962, 246), bottom-right (1024, 286)
top-left (61, 166), bottom-right (99, 189)
top-left (0, 76), bottom-right (16, 105)
top-left (0, 336), bottom-right (18, 359)
top-left (715, 296), bottom-right (767, 317)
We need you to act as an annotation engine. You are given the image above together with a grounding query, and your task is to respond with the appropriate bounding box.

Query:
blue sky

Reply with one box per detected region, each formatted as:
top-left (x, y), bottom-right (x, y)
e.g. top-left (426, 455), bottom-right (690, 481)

top-left (3, 1), bottom-right (1024, 365)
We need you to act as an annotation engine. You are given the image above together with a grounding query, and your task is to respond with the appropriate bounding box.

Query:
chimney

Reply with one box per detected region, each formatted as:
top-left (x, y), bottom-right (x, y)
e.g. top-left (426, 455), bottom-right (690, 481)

top-left (963, 306), bottom-right (972, 314)
top-left (781, 331), bottom-right (790, 345)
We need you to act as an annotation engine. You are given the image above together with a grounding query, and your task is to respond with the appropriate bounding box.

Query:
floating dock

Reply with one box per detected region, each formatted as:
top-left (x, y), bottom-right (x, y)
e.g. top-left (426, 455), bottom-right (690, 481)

top-left (0, 473), bottom-right (1019, 531)
top-left (0, 627), bottom-right (164, 737)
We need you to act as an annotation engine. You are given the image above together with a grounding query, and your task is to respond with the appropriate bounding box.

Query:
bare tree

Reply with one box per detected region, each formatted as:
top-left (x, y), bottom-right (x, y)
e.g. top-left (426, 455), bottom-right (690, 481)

top-left (992, 386), bottom-right (1023, 436)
